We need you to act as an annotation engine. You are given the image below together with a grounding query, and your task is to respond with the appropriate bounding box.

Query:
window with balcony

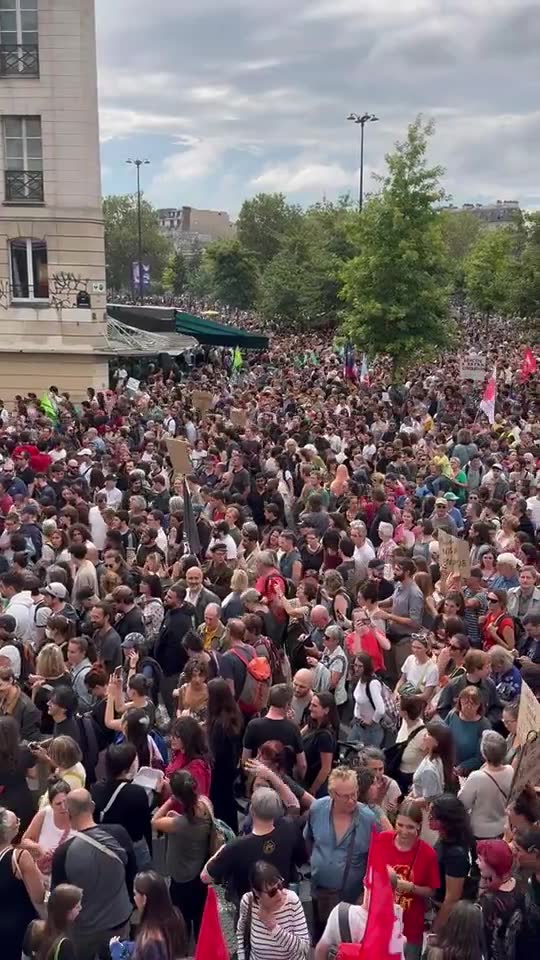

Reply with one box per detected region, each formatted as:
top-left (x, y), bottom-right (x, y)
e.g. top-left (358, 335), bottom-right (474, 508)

top-left (3, 115), bottom-right (43, 202)
top-left (0, 0), bottom-right (38, 76)
top-left (9, 238), bottom-right (49, 300)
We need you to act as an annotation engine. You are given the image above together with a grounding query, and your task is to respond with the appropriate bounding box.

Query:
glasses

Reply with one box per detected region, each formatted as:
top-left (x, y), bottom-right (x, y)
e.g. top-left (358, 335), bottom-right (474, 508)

top-left (252, 880), bottom-right (283, 901)
top-left (448, 643), bottom-right (462, 651)
top-left (332, 790), bottom-right (357, 801)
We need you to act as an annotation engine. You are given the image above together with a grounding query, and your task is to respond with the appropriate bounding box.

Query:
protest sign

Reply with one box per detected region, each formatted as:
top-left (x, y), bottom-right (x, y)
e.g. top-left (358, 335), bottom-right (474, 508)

top-left (509, 731), bottom-right (540, 801)
top-left (192, 390), bottom-right (213, 413)
top-left (165, 438), bottom-right (191, 477)
top-left (438, 529), bottom-right (471, 577)
top-left (125, 377), bottom-right (140, 395)
top-left (516, 680), bottom-right (540, 746)
top-left (459, 356), bottom-right (487, 381)
top-left (230, 408), bottom-right (247, 427)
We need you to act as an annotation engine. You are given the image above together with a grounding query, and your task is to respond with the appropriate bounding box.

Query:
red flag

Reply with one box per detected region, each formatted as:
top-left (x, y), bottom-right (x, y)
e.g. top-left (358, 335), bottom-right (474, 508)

top-left (193, 888), bottom-right (228, 960)
top-left (356, 833), bottom-right (405, 960)
top-left (521, 347), bottom-right (537, 379)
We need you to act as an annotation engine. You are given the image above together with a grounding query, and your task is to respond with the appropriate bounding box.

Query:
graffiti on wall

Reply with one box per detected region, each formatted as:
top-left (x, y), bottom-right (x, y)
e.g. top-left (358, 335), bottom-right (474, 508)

top-left (50, 273), bottom-right (90, 310)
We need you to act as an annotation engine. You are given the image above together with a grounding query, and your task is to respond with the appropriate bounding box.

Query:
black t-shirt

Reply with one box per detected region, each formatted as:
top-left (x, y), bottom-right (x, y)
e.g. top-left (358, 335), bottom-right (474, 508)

top-left (243, 717), bottom-right (303, 770)
top-left (115, 607), bottom-right (145, 642)
top-left (207, 818), bottom-right (306, 898)
top-left (53, 715), bottom-right (81, 744)
top-left (0, 745), bottom-right (36, 828)
top-left (91, 779), bottom-right (152, 848)
top-left (302, 727), bottom-right (336, 790)
top-left (434, 839), bottom-right (470, 903)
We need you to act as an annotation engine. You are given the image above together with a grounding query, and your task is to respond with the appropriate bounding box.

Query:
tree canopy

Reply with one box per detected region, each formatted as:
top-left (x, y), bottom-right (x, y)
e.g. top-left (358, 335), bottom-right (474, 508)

top-left (341, 117), bottom-right (455, 372)
top-left (237, 192), bottom-right (302, 267)
top-left (103, 194), bottom-right (172, 292)
top-left (204, 239), bottom-right (259, 309)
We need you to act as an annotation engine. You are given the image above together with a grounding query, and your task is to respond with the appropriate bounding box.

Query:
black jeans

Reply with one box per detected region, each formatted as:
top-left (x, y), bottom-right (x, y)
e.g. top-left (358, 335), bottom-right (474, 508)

top-left (170, 875), bottom-right (208, 942)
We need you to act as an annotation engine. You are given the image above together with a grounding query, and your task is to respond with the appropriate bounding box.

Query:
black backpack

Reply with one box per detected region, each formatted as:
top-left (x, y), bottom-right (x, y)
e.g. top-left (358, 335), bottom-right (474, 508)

top-left (76, 714), bottom-right (100, 784)
top-left (139, 656), bottom-right (164, 705)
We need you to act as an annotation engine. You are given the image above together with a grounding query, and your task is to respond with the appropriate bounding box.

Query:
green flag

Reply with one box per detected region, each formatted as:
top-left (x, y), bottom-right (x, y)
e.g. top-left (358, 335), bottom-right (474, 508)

top-left (39, 392), bottom-right (58, 422)
top-left (233, 346), bottom-right (243, 370)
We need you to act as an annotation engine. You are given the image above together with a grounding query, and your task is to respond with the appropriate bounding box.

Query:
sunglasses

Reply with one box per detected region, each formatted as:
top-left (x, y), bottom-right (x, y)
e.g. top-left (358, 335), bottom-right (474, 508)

top-left (252, 880), bottom-right (283, 901)
top-left (487, 597), bottom-right (498, 603)
top-left (448, 643), bottom-right (462, 651)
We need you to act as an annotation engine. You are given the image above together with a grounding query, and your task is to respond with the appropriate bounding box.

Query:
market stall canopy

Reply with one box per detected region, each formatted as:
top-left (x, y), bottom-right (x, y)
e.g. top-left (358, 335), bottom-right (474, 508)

top-left (174, 312), bottom-right (269, 349)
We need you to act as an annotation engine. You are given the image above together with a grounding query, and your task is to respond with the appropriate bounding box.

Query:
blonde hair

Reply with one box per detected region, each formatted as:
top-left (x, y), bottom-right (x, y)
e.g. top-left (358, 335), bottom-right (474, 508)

top-left (230, 569), bottom-right (249, 593)
top-left (36, 643), bottom-right (67, 680)
top-left (48, 736), bottom-right (82, 770)
top-left (328, 767), bottom-right (357, 792)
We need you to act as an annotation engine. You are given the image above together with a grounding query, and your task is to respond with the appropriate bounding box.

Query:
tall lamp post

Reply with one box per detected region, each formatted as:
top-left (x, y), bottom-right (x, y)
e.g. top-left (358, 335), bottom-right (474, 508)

top-left (126, 158), bottom-right (150, 301)
top-left (347, 112), bottom-right (378, 211)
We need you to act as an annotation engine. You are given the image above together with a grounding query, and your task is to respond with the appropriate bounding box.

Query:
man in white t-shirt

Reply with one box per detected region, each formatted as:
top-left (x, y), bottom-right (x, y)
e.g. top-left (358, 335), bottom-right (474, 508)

top-left (350, 521), bottom-right (376, 573)
top-left (526, 491), bottom-right (540, 530)
top-left (315, 890), bottom-right (405, 959)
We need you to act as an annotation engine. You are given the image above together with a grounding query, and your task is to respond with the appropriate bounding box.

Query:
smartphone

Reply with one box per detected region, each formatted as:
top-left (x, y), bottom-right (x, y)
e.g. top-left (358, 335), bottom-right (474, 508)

top-left (113, 666), bottom-right (123, 678)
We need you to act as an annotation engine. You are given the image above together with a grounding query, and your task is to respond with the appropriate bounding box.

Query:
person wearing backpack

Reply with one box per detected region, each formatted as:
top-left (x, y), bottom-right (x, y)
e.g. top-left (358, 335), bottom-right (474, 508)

top-left (347, 652), bottom-right (386, 747)
top-left (242, 684), bottom-right (307, 780)
top-left (221, 619), bottom-right (271, 720)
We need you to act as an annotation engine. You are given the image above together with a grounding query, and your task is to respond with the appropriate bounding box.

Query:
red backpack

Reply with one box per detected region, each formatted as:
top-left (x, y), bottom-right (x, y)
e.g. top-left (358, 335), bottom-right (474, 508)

top-left (230, 648), bottom-right (271, 716)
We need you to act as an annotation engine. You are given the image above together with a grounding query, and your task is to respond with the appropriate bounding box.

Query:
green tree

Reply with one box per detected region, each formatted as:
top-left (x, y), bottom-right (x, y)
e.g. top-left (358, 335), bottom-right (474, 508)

top-left (341, 117), bottom-right (454, 372)
top-left (439, 210), bottom-right (482, 289)
top-left (104, 194), bottom-right (172, 292)
top-left (464, 227), bottom-right (516, 317)
top-left (162, 250), bottom-right (188, 296)
top-left (506, 212), bottom-right (540, 321)
top-left (205, 239), bottom-right (259, 308)
top-left (237, 192), bottom-right (302, 266)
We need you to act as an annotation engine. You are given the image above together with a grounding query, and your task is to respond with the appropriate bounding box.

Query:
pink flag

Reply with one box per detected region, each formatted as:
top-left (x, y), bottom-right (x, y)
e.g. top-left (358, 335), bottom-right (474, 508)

top-left (521, 347), bottom-right (537, 379)
top-left (360, 354), bottom-right (369, 385)
top-left (479, 365), bottom-right (497, 424)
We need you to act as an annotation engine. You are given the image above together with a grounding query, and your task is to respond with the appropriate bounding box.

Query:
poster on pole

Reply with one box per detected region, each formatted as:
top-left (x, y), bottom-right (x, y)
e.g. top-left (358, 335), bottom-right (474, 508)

top-left (438, 529), bottom-right (471, 578)
top-left (230, 408), bottom-right (247, 428)
top-left (460, 356), bottom-right (487, 381)
top-left (165, 438), bottom-right (192, 477)
top-left (192, 390), bottom-right (213, 413)
top-left (516, 680), bottom-right (540, 746)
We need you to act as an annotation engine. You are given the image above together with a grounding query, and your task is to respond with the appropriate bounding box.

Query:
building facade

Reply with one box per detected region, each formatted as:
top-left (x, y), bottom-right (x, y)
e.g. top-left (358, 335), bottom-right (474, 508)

top-left (157, 204), bottom-right (236, 252)
top-left (443, 200), bottom-right (521, 229)
top-left (0, 0), bottom-right (108, 398)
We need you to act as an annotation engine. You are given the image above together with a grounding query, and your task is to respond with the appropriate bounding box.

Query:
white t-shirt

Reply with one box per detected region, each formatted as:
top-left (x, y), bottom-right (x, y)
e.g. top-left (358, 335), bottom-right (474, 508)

top-left (354, 539), bottom-right (376, 569)
top-left (321, 902), bottom-right (405, 958)
top-left (526, 495), bottom-right (540, 529)
top-left (401, 655), bottom-right (438, 691)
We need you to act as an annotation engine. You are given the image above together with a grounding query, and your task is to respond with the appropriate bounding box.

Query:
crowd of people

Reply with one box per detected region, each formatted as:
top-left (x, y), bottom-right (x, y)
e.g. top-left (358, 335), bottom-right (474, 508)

top-left (0, 311), bottom-right (538, 960)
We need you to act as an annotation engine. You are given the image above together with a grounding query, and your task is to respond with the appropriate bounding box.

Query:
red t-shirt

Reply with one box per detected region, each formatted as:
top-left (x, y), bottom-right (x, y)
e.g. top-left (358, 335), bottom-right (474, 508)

top-left (377, 831), bottom-right (440, 945)
top-left (345, 629), bottom-right (385, 673)
top-left (482, 612), bottom-right (514, 651)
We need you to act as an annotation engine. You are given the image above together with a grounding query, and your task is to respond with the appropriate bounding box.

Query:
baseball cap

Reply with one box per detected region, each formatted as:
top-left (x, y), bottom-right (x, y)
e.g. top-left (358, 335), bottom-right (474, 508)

top-left (492, 463), bottom-right (503, 471)
top-left (435, 497), bottom-right (448, 506)
top-left (444, 492), bottom-right (459, 501)
top-left (44, 582), bottom-right (68, 600)
top-left (209, 542), bottom-right (227, 554)
top-left (77, 448), bottom-right (92, 456)
top-left (121, 632), bottom-right (145, 650)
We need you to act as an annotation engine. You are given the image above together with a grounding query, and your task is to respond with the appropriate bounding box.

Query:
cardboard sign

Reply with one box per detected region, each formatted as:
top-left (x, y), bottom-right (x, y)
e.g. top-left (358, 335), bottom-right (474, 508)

top-left (459, 356), bottom-right (487, 381)
top-left (516, 680), bottom-right (540, 746)
top-left (509, 731), bottom-right (540, 801)
top-left (192, 390), bottom-right (213, 413)
top-left (125, 377), bottom-right (140, 395)
top-left (165, 437), bottom-right (192, 477)
top-left (438, 529), bottom-right (471, 577)
top-left (230, 408), bottom-right (247, 428)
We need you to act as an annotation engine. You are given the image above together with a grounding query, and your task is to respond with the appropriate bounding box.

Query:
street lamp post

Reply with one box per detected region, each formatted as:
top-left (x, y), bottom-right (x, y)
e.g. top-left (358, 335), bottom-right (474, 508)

top-left (347, 112), bottom-right (378, 211)
top-left (126, 158), bottom-right (150, 301)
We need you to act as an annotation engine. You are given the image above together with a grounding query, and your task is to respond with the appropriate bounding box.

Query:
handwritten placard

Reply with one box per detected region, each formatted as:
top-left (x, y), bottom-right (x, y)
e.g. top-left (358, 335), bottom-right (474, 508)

top-left (516, 680), bottom-right (540, 746)
top-left (191, 390), bottom-right (213, 413)
top-left (165, 438), bottom-right (192, 477)
top-left (509, 732), bottom-right (540, 801)
top-left (438, 529), bottom-right (471, 578)
top-left (230, 408), bottom-right (247, 428)
top-left (460, 356), bottom-right (487, 382)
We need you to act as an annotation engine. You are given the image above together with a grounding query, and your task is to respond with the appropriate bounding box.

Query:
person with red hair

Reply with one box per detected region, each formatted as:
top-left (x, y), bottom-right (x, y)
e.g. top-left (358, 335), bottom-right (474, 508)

top-left (477, 839), bottom-right (518, 960)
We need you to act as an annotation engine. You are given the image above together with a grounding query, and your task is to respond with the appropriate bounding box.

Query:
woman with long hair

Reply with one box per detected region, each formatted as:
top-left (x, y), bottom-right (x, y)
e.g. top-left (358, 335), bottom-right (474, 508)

top-left (176, 660), bottom-right (209, 722)
top-left (206, 678), bottom-right (242, 832)
top-left (131, 871), bottom-right (187, 960)
top-left (91, 744), bottom-right (152, 870)
top-left (0, 806), bottom-right (45, 960)
top-left (21, 779), bottom-right (73, 882)
top-left (31, 645), bottom-right (71, 735)
top-left (411, 722), bottom-right (457, 844)
top-left (429, 795), bottom-right (475, 931)
top-left (245, 740), bottom-right (314, 815)
top-left (24, 884), bottom-right (81, 960)
top-left (152, 772), bottom-right (211, 941)
top-left (378, 799), bottom-right (440, 960)
top-left (349, 652), bottom-right (386, 747)
top-left (301, 691), bottom-right (339, 797)
top-left (166, 716), bottom-right (211, 800)
top-left (138, 574), bottom-right (164, 649)
top-left (395, 634), bottom-right (439, 703)
top-left (0, 715), bottom-right (36, 830)
top-left (426, 900), bottom-right (486, 960)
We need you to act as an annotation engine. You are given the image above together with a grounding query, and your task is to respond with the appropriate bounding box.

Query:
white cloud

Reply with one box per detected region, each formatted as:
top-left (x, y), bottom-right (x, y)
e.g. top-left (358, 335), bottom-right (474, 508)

top-left (252, 161), bottom-right (352, 192)
top-left (99, 108), bottom-right (190, 142)
top-left (150, 140), bottom-right (226, 193)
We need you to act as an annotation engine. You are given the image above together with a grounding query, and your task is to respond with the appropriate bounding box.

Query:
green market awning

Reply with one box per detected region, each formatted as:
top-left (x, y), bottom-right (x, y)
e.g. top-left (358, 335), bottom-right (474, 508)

top-left (174, 312), bottom-right (269, 349)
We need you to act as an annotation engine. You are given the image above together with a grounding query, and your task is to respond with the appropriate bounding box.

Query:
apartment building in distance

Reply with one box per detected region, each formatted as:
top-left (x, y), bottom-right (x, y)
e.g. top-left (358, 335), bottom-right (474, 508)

top-left (442, 200), bottom-right (522, 229)
top-left (0, 0), bottom-right (109, 397)
top-left (158, 205), bottom-right (236, 252)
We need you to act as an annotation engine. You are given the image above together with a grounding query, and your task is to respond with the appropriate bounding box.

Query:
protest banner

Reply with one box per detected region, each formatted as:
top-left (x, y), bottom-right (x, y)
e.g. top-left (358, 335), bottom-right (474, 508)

top-left (438, 529), bottom-right (471, 577)
top-left (230, 408), bottom-right (247, 427)
top-left (192, 390), bottom-right (213, 413)
top-left (165, 437), bottom-right (192, 477)
top-left (516, 680), bottom-right (540, 746)
top-left (125, 377), bottom-right (140, 395)
top-left (459, 356), bottom-right (487, 381)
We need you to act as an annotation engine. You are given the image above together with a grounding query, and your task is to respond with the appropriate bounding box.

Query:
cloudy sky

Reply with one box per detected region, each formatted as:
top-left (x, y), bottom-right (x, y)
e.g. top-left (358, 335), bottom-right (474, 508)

top-left (96, 0), bottom-right (540, 217)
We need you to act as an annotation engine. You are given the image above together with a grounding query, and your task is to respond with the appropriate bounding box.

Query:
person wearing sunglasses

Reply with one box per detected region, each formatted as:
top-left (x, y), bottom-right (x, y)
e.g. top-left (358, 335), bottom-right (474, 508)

top-left (480, 590), bottom-right (515, 653)
top-left (237, 860), bottom-right (309, 960)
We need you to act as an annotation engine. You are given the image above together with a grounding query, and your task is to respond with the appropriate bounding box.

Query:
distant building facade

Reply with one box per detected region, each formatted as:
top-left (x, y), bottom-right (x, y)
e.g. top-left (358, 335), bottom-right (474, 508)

top-left (157, 205), bottom-right (236, 252)
top-left (442, 200), bottom-right (522, 229)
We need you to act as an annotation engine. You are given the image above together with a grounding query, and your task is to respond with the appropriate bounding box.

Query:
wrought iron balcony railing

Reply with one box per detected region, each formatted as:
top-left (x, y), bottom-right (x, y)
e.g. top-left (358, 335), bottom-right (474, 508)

top-left (0, 43), bottom-right (39, 77)
top-left (4, 169), bottom-right (44, 203)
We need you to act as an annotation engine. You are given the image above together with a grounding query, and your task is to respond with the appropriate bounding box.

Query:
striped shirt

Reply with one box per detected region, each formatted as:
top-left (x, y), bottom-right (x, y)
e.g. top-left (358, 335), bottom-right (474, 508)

top-left (237, 890), bottom-right (310, 960)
